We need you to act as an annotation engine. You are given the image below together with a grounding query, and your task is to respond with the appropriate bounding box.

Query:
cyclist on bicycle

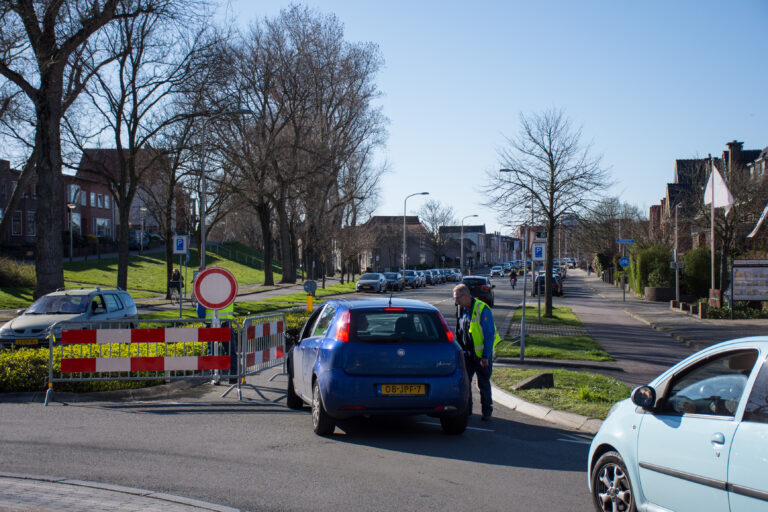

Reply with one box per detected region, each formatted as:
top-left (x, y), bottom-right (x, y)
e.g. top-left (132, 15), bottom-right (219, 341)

top-left (170, 269), bottom-right (183, 300)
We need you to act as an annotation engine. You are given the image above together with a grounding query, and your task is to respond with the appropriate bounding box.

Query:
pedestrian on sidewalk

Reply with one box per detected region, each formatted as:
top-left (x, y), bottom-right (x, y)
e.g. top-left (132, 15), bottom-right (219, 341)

top-left (510, 271), bottom-right (517, 289)
top-left (453, 283), bottom-right (501, 421)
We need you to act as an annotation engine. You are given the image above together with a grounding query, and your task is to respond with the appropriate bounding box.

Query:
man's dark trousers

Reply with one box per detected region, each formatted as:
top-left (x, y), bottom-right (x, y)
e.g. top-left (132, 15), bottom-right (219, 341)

top-left (465, 353), bottom-right (493, 418)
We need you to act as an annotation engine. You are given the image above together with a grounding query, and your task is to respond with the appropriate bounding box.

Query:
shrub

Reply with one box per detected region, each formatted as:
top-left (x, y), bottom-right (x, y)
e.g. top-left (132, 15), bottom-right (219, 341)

top-left (630, 245), bottom-right (672, 292)
top-left (648, 268), bottom-right (671, 287)
top-left (0, 257), bottom-right (36, 287)
top-left (683, 247), bottom-right (720, 299)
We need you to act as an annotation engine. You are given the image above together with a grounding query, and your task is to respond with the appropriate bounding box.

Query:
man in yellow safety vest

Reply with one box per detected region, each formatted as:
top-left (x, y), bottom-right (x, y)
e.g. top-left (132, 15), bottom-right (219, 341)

top-left (453, 283), bottom-right (501, 421)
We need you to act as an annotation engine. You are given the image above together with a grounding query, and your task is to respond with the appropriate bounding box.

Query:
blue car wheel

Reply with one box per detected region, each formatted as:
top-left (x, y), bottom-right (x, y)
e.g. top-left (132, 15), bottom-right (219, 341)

top-left (312, 380), bottom-right (335, 436)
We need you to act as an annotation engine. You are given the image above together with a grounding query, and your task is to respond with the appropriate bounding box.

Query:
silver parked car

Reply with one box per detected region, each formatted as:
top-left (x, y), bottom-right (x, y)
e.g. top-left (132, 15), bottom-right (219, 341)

top-left (0, 288), bottom-right (138, 349)
top-left (355, 273), bottom-right (386, 293)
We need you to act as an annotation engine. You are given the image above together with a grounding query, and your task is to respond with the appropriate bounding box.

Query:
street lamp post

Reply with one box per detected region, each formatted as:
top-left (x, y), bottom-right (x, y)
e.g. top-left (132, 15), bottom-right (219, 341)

top-left (675, 203), bottom-right (681, 303)
top-left (199, 109), bottom-right (253, 270)
top-left (67, 203), bottom-right (76, 262)
top-left (460, 214), bottom-right (478, 274)
top-left (403, 192), bottom-right (429, 272)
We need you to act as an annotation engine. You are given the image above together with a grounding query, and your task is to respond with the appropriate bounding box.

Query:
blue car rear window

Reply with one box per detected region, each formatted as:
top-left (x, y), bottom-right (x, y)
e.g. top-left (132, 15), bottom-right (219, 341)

top-left (350, 311), bottom-right (446, 343)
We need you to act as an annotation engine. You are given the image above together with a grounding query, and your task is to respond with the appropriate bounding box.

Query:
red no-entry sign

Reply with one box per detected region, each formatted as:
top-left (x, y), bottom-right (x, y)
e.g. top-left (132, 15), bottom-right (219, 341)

top-left (194, 267), bottom-right (238, 310)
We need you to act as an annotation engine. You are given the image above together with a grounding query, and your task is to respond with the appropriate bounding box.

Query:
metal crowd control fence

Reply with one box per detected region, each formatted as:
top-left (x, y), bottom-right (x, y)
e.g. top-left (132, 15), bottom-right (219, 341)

top-left (221, 313), bottom-right (286, 400)
top-left (45, 318), bottom-right (236, 406)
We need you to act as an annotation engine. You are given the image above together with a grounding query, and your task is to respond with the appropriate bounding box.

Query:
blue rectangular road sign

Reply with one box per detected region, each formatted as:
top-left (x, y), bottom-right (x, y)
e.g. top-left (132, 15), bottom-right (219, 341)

top-left (173, 235), bottom-right (189, 255)
top-left (616, 238), bottom-right (635, 244)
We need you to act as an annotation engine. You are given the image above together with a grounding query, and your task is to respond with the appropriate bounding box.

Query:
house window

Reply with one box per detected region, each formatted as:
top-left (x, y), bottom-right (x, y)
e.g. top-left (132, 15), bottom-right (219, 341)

top-left (12, 211), bottom-right (22, 235)
top-left (27, 211), bottom-right (35, 236)
top-left (0, 181), bottom-right (5, 199)
top-left (94, 218), bottom-right (111, 237)
top-left (71, 212), bottom-right (81, 234)
top-left (0, 207), bottom-right (3, 220)
top-left (10, 181), bottom-right (17, 196)
top-left (104, 195), bottom-right (110, 209)
top-left (80, 190), bottom-right (87, 206)
top-left (97, 194), bottom-right (104, 208)
top-left (69, 184), bottom-right (81, 203)
top-left (90, 192), bottom-right (96, 207)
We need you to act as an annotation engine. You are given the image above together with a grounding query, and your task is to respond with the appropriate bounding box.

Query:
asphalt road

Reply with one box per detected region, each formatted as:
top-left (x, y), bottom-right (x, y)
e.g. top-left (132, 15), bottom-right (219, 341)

top-left (0, 272), bottom-right (597, 512)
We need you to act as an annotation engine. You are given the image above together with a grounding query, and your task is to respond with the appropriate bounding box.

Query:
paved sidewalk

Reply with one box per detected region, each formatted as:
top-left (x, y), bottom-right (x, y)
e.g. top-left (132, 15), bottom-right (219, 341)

top-left (581, 270), bottom-right (768, 350)
top-left (0, 472), bottom-right (238, 512)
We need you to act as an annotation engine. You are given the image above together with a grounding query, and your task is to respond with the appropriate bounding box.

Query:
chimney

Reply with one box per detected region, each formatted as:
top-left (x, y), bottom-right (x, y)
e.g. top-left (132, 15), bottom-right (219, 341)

top-left (726, 140), bottom-right (743, 171)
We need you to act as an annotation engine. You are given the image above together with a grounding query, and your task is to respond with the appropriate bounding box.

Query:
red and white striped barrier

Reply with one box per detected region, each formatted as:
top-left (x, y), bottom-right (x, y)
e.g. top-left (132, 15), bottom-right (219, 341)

top-left (61, 355), bottom-right (230, 373)
top-left (61, 327), bottom-right (230, 345)
top-left (241, 314), bottom-right (286, 377)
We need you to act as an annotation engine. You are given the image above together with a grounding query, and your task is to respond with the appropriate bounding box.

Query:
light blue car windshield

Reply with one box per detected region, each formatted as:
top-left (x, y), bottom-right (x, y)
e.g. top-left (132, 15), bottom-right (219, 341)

top-left (27, 295), bottom-right (89, 314)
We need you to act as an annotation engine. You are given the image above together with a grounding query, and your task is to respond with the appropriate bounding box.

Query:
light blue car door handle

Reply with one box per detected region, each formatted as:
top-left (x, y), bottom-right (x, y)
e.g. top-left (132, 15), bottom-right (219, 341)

top-left (710, 432), bottom-right (725, 445)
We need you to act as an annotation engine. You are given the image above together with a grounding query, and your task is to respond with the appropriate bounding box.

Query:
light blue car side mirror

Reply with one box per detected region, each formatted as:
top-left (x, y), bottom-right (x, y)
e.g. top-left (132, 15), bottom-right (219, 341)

top-left (631, 386), bottom-right (656, 410)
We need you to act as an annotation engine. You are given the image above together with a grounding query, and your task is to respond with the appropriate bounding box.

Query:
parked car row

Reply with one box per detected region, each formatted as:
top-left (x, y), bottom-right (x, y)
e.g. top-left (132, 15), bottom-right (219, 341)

top-left (356, 268), bottom-right (462, 293)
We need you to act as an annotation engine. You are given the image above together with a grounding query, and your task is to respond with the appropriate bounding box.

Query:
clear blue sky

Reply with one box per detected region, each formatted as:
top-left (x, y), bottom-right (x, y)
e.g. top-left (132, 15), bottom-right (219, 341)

top-left (228, 0), bottom-right (768, 235)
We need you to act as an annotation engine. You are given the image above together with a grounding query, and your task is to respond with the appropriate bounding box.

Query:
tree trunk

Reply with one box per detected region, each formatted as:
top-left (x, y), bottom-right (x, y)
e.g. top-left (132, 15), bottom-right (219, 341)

top-left (276, 201), bottom-right (295, 283)
top-left (117, 198), bottom-right (131, 290)
top-left (256, 201), bottom-right (274, 286)
top-left (545, 217), bottom-right (555, 317)
top-left (33, 94), bottom-right (65, 298)
top-left (164, 193), bottom-right (174, 299)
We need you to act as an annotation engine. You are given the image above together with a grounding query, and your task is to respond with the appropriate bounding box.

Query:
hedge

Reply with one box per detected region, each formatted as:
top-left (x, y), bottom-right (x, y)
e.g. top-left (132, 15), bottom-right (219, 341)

top-left (629, 245), bottom-right (672, 293)
top-left (683, 246), bottom-right (720, 299)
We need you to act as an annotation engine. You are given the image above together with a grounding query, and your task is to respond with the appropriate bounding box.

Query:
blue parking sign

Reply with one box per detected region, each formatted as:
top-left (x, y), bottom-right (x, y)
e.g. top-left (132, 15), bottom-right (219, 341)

top-left (173, 235), bottom-right (188, 255)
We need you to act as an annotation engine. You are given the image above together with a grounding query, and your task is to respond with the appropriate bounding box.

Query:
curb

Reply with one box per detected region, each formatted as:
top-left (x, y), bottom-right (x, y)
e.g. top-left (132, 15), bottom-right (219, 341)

top-left (0, 471), bottom-right (240, 511)
top-left (2, 378), bottom-right (207, 404)
top-left (491, 382), bottom-right (602, 434)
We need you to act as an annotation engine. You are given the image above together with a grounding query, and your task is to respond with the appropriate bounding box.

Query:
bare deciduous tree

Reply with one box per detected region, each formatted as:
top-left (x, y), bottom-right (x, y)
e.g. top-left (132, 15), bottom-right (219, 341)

top-left (0, 0), bottom-right (172, 296)
top-left (417, 199), bottom-right (456, 265)
top-left (485, 108), bottom-right (609, 316)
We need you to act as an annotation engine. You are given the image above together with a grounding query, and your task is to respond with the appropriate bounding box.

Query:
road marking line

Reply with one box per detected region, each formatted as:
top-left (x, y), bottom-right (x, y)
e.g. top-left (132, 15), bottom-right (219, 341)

top-left (416, 421), bottom-right (494, 432)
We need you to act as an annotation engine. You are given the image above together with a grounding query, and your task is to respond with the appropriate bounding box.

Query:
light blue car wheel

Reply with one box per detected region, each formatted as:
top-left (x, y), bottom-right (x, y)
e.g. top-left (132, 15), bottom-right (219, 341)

top-left (590, 451), bottom-right (635, 512)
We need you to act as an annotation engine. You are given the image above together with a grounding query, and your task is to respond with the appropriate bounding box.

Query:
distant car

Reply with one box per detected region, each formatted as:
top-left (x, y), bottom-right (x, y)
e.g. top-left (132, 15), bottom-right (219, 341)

top-left (128, 229), bottom-right (150, 250)
top-left (286, 297), bottom-right (471, 436)
top-left (461, 276), bottom-right (495, 307)
top-left (356, 273), bottom-right (386, 293)
top-left (490, 266), bottom-right (503, 277)
top-left (415, 270), bottom-right (427, 287)
top-left (423, 270), bottom-right (436, 285)
top-left (588, 338), bottom-right (768, 512)
top-left (0, 288), bottom-right (138, 349)
top-left (403, 270), bottom-right (420, 288)
top-left (383, 272), bottom-right (405, 291)
top-left (532, 274), bottom-right (562, 296)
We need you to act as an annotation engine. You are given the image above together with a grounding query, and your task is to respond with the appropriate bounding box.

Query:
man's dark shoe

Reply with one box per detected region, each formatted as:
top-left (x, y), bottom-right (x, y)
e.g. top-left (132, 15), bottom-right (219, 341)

top-left (481, 414), bottom-right (491, 421)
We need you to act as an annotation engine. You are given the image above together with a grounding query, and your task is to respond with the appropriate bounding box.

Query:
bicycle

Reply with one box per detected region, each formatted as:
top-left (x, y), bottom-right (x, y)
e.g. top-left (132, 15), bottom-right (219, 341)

top-left (169, 281), bottom-right (182, 305)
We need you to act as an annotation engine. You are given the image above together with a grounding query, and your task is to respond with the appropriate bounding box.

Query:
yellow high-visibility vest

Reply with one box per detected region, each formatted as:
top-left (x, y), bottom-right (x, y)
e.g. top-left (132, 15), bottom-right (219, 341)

top-left (468, 299), bottom-right (501, 358)
top-left (205, 303), bottom-right (234, 320)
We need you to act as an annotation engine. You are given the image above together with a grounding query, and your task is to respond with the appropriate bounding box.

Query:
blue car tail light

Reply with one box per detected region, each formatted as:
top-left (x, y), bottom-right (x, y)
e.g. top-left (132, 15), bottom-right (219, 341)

top-left (437, 311), bottom-right (455, 343)
top-left (336, 310), bottom-right (350, 343)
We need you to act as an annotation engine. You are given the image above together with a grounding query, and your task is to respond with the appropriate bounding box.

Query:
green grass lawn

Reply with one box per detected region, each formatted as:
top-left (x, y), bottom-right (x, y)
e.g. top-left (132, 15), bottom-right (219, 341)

top-left (495, 335), bottom-right (612, 361)
top-left (512, 305), bottom-right (582, 326)
top-left (140, 281), bottom-right (357, 320)
top-left (493, 367), bottom-right (631, 419)
top-left (0, 248), bottom-right (284, 309)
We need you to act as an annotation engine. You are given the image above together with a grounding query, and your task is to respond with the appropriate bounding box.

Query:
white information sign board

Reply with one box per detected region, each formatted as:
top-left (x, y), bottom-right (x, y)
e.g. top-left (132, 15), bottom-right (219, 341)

top-left (732, 260), bottom-right (768, 301)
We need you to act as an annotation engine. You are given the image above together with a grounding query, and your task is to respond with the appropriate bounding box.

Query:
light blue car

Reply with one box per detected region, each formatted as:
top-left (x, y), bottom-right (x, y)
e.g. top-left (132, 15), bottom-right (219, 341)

top-left (588, 338), bottom-right (768, 512)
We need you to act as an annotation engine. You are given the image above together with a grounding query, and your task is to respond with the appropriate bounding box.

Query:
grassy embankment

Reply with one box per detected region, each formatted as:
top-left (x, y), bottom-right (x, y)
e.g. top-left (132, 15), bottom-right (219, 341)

top-left (0, 247), bottom-right (282, 309)
top-left (495, 306), bottom-right (611, 361)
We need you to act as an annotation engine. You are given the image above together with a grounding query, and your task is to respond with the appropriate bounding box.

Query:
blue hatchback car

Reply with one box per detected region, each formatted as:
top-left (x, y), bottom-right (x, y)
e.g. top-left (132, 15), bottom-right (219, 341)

top-left (588, 338), bottom-right (768, 512)
top-left (286, 297), bottom-right (470, 436)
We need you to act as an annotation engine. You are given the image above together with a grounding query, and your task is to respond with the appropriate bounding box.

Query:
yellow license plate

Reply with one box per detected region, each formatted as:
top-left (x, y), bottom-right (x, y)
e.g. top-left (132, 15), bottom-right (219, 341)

top-left (15, 339), bottom-right (39, 346)
top-left (381, 384), bottom-right (426, 396)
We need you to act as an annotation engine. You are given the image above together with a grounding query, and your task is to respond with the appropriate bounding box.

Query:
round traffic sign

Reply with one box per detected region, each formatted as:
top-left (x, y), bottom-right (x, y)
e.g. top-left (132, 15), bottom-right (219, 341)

top-left (303, 280), bottom-right (317, 295)
top-left (194, 267), bottom-right (238, 310)
top-left (619, 256), bottom-right (630, 268)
